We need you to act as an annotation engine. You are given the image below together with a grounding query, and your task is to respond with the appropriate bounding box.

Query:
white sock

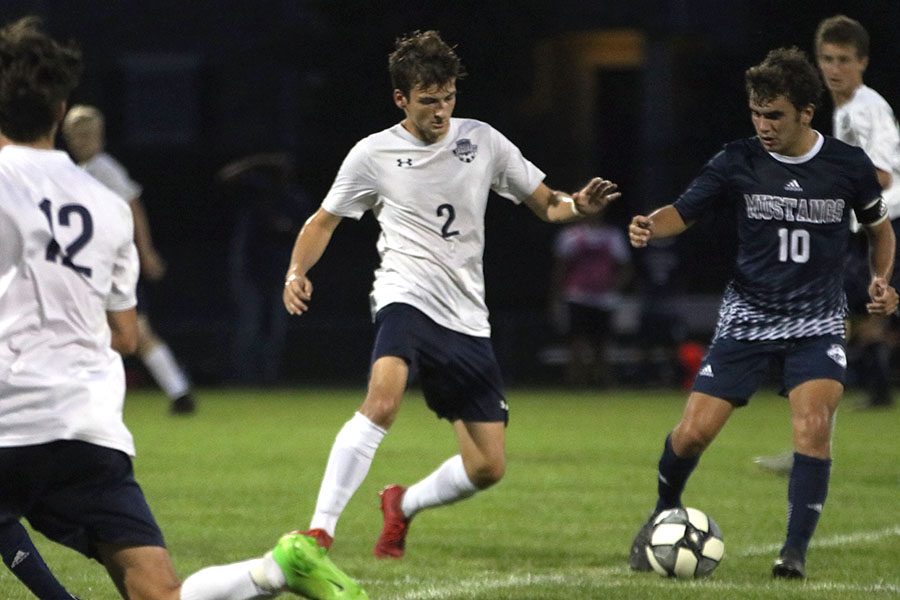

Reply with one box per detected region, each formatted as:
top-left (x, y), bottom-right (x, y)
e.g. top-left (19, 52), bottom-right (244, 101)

top-left (401, 454), bottom-right (478, 518)
top-left (143, 343), bottom-right (191, 399)
top-left (310, 412), bottom-right (387, 535)
top-left (180, 558), bottom-right (274, 600)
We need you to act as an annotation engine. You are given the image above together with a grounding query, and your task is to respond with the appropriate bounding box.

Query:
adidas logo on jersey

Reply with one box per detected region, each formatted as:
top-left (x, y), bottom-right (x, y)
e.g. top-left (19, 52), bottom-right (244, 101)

top-left (698, 364), bottom-right (714, 377)
top-left (783, 179), bottom-right (803, 192)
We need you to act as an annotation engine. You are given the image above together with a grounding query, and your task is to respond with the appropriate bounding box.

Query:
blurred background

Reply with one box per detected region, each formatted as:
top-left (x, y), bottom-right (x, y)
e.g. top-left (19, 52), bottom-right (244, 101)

top-left (3, 0), bottom-right (898, 388)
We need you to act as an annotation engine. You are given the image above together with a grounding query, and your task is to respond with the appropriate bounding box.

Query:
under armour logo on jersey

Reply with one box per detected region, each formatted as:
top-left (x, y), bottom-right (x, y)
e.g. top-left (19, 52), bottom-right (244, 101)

top-left (783, 179), bottom-right (803, 192)
top-left (826, 344), bottom-right (847, 368)
top-left (698, 364), bottom-right (714, 377)
top-left (396, 158), bottom-right (413, 167)
top-left (452, 138), bottom-right (478, 163)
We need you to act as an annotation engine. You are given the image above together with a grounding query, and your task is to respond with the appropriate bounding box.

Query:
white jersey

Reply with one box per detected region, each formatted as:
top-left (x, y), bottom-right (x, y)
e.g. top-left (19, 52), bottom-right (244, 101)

top-left (0, 145), bottom-right (139, 455)
top-left (322, 118), bottom-right (545, 336)
top-left (82, 152), bottom-right (142, 203)
top-left (833, 85), bottom-right (900, 219)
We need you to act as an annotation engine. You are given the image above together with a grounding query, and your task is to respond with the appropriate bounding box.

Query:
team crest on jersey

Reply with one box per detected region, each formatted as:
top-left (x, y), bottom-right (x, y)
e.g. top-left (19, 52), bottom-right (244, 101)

top-left (453, 138), bottom-right (478, 163)
top-left (826, 344), bottom-right (847, 368)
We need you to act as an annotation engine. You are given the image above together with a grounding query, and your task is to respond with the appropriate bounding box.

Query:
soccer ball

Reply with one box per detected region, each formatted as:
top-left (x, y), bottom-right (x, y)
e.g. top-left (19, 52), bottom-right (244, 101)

top-left (645, 507), bottom-right (725, 578)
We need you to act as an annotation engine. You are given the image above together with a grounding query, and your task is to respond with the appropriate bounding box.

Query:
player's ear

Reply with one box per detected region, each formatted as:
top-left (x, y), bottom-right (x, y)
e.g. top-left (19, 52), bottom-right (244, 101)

top-left (393, 89), bottom-right (408, 110)
top-left (800, 104), bottom-right (815, 126)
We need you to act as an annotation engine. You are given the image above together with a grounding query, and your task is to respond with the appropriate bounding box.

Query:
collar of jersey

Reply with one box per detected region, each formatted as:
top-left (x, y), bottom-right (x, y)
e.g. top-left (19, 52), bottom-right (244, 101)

top-left (766, 130), bottom-right (824, 165)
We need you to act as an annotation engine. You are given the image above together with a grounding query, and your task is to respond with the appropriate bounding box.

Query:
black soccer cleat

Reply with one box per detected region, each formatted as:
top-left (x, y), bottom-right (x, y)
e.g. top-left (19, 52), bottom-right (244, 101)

top-left (628, 511), bottom-right (660, 571)
top-left (170, 393), bottom-right (196, 415)
top-left (772, 546), bottom-right (806, 579)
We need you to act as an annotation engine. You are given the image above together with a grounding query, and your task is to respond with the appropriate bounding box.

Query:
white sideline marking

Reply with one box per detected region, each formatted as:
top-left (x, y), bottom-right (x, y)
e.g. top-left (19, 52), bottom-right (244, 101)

top-left (737, 525), bottom-right (900, 556)
top-left (389, 526), bottom-right (900, 600)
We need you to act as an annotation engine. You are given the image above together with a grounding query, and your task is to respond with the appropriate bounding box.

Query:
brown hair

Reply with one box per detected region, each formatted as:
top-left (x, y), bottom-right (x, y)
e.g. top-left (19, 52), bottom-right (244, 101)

top-left (388, 30), bottom-right (466, 97)
top-left (0, 16), bottom-right (82, 142)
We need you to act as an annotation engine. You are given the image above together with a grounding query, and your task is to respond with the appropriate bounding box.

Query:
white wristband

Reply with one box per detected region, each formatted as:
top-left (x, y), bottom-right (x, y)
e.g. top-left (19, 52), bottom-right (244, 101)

top-left (561, 196), bottom-right (580, 216)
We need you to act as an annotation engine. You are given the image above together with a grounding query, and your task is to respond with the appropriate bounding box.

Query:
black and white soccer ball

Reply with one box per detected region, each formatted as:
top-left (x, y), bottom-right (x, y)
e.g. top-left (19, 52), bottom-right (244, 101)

top-left (645, 507), bottom-right (725, 578)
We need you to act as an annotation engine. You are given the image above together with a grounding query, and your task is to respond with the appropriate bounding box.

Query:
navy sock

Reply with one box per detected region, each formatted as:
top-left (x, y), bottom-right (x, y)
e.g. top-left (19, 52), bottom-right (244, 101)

top-left (655, 434), bottom-right (700, 512)
top-left (784, 452), bottom-right (831, 555)
top-left (0, 521), bottom-right (74, 599)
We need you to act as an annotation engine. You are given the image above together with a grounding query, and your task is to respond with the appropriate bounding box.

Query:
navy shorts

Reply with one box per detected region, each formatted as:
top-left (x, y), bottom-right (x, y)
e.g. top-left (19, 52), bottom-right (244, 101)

top-left (0, 440), bottom-right (165, 561)
top-left (371, 303), bottom-right (508, 423)
top-left (692, 335), bottom-right (847, 406)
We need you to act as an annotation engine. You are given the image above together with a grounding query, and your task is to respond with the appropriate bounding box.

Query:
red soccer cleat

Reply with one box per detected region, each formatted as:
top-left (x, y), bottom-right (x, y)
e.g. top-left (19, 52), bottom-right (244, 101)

top-left (373, 485), bottom-right (411, 559)
top-left (293, 528), bottom-right (333, 550)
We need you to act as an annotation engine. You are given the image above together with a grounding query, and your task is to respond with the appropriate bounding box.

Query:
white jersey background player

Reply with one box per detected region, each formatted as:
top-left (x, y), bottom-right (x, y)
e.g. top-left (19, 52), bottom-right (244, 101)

top-left (62, 104), bottom-right (196, 415)
top-left (282, 30), bottom-right (621, 558)
top-left (817, 14), bottom-right (899, 410)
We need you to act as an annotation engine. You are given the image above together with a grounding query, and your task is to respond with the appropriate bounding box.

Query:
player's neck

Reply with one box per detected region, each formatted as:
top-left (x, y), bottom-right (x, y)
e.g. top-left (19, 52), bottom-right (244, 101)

top-left (0, 132), bottom-right (56, 150)
top-left (830, 83), bottom-right (861, 108)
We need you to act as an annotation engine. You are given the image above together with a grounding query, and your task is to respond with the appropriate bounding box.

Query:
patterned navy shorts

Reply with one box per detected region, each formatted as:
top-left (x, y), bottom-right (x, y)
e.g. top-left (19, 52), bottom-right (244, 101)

top-left (692, 334), bottom-right (847, 406)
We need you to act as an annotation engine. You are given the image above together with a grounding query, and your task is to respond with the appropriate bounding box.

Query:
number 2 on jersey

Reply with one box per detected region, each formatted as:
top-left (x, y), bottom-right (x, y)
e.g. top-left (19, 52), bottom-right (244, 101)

top-left (777, 227), bottom-right (809, 263)
top-left (39, 198), bottom-right (94, 277)
top-left (436, 203), bottom-right (460, 238)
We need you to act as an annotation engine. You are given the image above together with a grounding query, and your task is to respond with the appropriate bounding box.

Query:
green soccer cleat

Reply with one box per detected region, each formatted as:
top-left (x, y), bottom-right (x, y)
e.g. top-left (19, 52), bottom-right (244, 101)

top-left (271, 533), bottom-right (368, 599)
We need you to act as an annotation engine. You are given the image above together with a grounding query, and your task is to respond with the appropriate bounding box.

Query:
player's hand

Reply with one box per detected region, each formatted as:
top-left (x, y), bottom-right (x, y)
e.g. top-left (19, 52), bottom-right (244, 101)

top-left (866, 277), bottom-right (899, 315)
top-left (629, 215), bottom-right (653, 248)
top-left (573, 177), bottom-right (620, 216)
top-left (283, 272), bottom-right (313, 315)
top-left (141, 251), bottom-right (167, 281)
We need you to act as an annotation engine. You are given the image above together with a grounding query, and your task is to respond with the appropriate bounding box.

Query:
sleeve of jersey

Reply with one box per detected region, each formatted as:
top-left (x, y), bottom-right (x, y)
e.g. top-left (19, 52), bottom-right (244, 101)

top-left (861, 103), bottom-right (900, 176)
top-left (489, 128), bottom-right (546, 203)
top-left (89, 156), bottom-right (142, 202)
top-left (106, 240), bottom-right (139, 312)
top-left (852, 150), bottom-right (889, 227)
top-left (672, 150), bottom-right (729, 222)
top-left (321, 141), bottom-right (378, 220)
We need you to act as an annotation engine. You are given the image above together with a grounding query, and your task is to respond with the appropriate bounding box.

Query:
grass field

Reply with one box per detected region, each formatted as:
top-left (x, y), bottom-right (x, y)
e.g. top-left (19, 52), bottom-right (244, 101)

top-left (1, 387), bottom-right (897, 599)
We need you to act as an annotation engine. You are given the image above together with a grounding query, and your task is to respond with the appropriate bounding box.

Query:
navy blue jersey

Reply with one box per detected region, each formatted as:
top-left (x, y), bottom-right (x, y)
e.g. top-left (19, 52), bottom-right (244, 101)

top-left (674, 134), bottom-right (884, 340)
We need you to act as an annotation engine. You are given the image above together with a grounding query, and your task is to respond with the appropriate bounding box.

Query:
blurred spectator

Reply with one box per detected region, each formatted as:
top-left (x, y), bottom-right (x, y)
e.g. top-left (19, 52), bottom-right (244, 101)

top-left (217, 153), bottom-right (312, 384)
top-left (62, 105), bottom-right (196, 414)
top-left (549, 215), bottom-right (632, 386)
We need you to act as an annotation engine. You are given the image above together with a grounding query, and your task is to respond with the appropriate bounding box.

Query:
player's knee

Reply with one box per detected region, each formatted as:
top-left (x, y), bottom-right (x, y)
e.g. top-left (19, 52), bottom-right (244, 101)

top-left (360, 393), bottom-right (401, 428)
top-left (469, 459), bottom-right (505, 489)
top-left (671, 424), bottom-right (713, 457)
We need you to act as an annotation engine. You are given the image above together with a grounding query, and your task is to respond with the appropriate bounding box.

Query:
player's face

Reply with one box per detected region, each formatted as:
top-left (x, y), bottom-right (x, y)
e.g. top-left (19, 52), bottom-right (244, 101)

top-left (62, 121), bottom-right (103, 163)
top-left (394, 80), bottom-right (456, 144)
top-left (749, 95), bottom-right (814, 156)
top-left (816, 42), bottom-right (867, 101)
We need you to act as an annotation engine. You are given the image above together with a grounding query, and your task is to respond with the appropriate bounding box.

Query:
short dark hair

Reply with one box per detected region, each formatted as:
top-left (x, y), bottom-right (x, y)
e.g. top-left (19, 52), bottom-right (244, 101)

top-left (744, 47), bottom-right (823, 112)
top-left (388, 30), bottom-right (466, 97)
top-left (0, 16), bottom-right (82, 142)
top-left (815, 14), bottom-right (869, 59)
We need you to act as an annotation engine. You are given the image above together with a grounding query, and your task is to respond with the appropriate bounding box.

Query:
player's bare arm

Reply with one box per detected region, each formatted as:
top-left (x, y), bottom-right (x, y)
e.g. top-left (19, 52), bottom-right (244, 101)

top-left (522, 178), bottom-right (620, 223)
top-left (107, 308), bottom-right (139, 355)
top-left (128, 196), bottom-right (167, 281)
top-left (628, 204), bottom-right (690, 248)
top-left (283, 207), bottom-right (342, 315)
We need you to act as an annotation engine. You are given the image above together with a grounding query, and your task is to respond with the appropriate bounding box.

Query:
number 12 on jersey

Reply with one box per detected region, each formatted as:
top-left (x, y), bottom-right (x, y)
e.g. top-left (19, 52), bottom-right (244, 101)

top-left (39, 198), bottom-right (94, 277)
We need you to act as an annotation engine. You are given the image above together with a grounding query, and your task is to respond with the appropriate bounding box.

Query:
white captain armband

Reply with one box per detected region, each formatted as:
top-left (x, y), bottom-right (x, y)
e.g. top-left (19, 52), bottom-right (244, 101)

top-left (856, 197), bottom-right (887, 225)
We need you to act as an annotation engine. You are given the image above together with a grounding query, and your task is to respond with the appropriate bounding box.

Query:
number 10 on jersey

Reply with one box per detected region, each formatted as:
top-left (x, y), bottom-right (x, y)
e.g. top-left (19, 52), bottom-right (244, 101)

top-left (777, 227), bottom-right (809, 263)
